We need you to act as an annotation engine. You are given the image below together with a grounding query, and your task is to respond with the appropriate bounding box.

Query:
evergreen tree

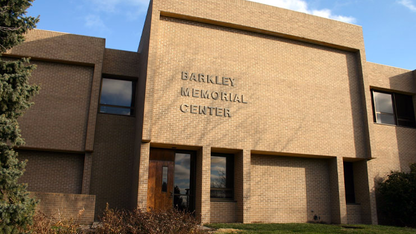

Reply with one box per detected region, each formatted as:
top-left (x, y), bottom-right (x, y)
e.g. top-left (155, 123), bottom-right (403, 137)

top-left (0, 0), bottom-right (39, 232)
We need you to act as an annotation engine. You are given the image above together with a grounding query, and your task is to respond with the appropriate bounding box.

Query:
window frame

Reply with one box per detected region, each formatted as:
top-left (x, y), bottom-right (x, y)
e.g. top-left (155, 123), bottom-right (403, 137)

top-left (371, 89), bottom-right (416, 128)
top-left (98, 77), bottom-right (136, 116)
top-left (210, 153), bottom-right (234, 201)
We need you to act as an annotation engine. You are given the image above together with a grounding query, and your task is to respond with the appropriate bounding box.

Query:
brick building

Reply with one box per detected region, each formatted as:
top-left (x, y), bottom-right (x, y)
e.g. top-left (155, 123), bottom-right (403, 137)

top-left (3, 0), bottom-right (416, 225)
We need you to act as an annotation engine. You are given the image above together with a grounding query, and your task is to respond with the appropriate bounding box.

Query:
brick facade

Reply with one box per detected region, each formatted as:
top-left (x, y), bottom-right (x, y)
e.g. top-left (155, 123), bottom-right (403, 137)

top-left (211, 202), bottom-right (236, 223)
top-left (19, 151), bottom-right (84, 194)
top-left (90, 114), bottom-right (137, 216)
top-left (3, 0), bottom-right (415, 225)
top-left (251, 155), bottom-right (331, 223)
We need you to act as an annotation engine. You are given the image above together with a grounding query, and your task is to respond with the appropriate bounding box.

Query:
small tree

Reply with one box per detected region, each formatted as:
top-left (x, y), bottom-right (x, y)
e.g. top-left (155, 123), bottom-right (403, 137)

top-left (0, 0), bottom-right (39, 232)
top-left (378, 163), bottom-right (416, 227)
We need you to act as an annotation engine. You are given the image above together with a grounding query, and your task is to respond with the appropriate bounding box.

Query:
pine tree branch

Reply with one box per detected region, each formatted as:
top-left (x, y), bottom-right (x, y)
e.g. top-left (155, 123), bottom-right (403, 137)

top-left (0, 26), bottom-right (23, 32)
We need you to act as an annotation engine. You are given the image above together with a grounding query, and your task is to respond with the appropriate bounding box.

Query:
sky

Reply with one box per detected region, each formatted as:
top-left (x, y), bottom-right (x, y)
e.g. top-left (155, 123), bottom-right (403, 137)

top-left (26, 0), bottom-right (415, 70)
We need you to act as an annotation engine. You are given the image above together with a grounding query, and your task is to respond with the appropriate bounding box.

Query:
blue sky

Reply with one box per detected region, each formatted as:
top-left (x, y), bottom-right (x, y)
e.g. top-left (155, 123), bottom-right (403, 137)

top-left (27, 0), bottom-right (415, 70)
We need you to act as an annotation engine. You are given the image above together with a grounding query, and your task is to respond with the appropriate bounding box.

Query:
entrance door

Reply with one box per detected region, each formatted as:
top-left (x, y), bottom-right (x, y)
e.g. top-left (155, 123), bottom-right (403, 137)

top-left (147, 160), bottom-right (174, 210)
top-left (147, 148), bottom-right (195, 212)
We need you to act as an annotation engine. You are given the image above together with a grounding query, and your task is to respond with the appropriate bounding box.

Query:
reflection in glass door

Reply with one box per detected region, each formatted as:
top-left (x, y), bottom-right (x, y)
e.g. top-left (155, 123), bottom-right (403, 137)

top-left (173, 152), bottom-right (195, 213)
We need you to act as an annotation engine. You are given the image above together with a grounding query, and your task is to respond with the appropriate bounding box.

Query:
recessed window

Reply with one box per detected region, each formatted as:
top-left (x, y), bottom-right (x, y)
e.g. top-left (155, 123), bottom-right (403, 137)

top-left (99, 78), bottom-right (135, 116)
top-left (372, 90), bottom-right (415, 127)
top-left (211, 154), bottom-right (234, 200)
top-left (343, 162), bottom-right (356, 204)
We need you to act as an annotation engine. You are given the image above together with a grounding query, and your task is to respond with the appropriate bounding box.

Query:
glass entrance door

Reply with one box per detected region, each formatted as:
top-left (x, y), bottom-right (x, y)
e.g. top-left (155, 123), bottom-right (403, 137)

top-left (173, 152), bottom-right (195, 212)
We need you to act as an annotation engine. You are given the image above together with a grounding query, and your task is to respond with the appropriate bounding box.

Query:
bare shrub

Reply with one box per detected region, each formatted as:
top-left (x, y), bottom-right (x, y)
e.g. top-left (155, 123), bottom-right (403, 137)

top-left (96, 204), bottom-right (202, 234)
top-left (26, 212), bottom-right (81, 233)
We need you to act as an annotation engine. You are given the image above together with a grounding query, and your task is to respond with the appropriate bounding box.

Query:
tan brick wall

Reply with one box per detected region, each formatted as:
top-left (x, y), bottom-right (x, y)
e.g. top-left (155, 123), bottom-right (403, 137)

top-left (137, 143), bottom-right (150, 209)
top-left (154, 0), bottom-right (365, 50)
top-left (19, 151), bottom-right (84, 194)
top-left (18, 61), bottom-right (93, 152)
top-left (6, 29), bottom-right (105, 64)
top-left (103, 49), bottom-right (140, 77)
top-left (367, 62), bottom-right (415, 94)
top-left (346, 204), bottom-right (362, 224)
top-left (90, 114), bottom-right (136, 215)
top-left (30, 192), bottom-right (96, 225)
top-left (210, 202), bottom-right (236, 223)
top-left (367, 110), bottom-right (416, 180)
top-left (6, 29), bottom-right (106, 152)
top-left (200, 146), bottom-right (211, 224)
top-left (251, 155), bottom-right (331, 223)
top-left (137, 0), bottom-right (153, 142)
top-left (144, 15), bottom-right (365, 159)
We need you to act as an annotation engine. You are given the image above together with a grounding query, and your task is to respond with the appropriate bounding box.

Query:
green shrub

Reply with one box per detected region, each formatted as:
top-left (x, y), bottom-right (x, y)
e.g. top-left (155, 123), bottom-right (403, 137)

top-left (378, 163), bottom-right (416, 227)
top-left (96, 205), bottom-right (202, 234)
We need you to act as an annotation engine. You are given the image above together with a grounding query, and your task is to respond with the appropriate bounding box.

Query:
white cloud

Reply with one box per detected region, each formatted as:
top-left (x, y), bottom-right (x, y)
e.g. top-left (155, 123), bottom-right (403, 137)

top-left (332, 15), bottom-right (356, 23)
top-left (398, 0), bottom-right (416, 12)
top-left (248, 0), bottom-right (356, 24)
top-left (89, 0), bottom-right (149, 13)
top-left (85, 0), bottom-right (149, 21)
top-left (84, 14), bottom-right (110, 32)
top-left (254, 0), bottom-right (309, 13)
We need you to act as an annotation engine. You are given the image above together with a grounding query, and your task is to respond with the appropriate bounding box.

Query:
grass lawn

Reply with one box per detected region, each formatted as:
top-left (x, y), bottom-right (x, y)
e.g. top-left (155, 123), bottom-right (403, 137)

top-left (205, 223), bottom-right (416, 234)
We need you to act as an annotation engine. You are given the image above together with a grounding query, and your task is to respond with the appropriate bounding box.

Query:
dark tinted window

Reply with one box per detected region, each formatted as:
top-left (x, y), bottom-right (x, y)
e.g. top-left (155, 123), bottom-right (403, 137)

top-left (211, 154), bottom-right (234, 200)
top-left (99, 78), bottom-right (135, 116)
top-left (395, 94), bottom-right (416, 127)
top-left (372, 90), bottom-right (415, 127)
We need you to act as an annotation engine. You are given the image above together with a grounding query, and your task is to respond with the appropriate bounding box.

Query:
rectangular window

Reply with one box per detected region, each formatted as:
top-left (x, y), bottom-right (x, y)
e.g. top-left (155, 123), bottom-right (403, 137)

top-left (372, 90), bottom-right (415, 127)
top-left (99, 78), bottom-right (135, 116)
top-left (210, 153), bottom-right (234, 200)
top-left (162, 166), bottom-right (168, 192)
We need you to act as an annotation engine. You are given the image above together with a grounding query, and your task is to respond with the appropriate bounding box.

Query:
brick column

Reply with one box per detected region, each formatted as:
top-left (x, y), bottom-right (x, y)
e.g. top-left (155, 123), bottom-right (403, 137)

top-left (242, 149), bottom-right (251, 223)
top-left (196, 146), bottom-right (211, 224)
top-left (81, 152), bottom-right (93, 194)
top-left (235, 149), bottom-right (251, 223)
top-left (137, 142), bottom-right (150, 209)
top-left (329, 157), bottom-right (347, 224)
top-left (85, 63), bottom-right (104, 152)
top-left (353, 160), bottom-right (378, 224)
